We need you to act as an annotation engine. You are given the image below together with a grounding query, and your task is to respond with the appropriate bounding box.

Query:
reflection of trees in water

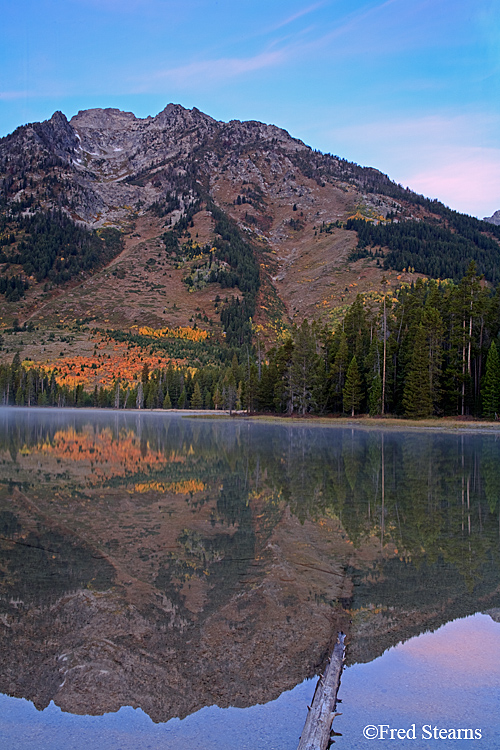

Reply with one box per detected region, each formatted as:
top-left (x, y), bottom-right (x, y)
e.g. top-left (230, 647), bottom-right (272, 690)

top-left (155, 469), bottom-right (256, 618)
top-left (262, 427), bottom-right (500, 596)
top-left (1, 410), bottom-right (500, 605)
top-left (0, 521), bottom-right (115, 608)
top-left (232, 426), bottom-right (500, 595)
top-left (4, 412), bottom-right (499, 563)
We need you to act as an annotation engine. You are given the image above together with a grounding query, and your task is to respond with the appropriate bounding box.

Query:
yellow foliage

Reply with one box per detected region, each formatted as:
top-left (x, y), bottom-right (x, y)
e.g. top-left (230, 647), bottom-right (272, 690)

top-left (137, 325), bottom-right (209, 342)
top-left (134, 479), bottom-right (206, 494)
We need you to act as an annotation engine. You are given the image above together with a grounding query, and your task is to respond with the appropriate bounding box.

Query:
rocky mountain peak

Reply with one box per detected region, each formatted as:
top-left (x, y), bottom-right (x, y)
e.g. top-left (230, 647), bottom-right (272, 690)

top-left (29, 110), bottom-right (79, 160)
top-left (153, 102), bottom-right (216, 128)
top-left (70, 107), bottom-right (140, 131)
top-left (484, 209), bottom-right (500, 226)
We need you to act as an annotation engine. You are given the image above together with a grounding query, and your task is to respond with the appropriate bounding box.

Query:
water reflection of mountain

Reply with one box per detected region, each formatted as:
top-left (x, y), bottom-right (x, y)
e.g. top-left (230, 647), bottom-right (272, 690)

top-left (348, 554), bottom-right (500, 665)
top-left (0, 410), bottom-right (349, 720)
top-left (0, 409), bottom-right (499, 721)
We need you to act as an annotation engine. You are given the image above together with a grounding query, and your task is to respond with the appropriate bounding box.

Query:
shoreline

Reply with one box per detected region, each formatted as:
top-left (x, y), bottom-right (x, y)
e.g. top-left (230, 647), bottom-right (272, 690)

top-left (242, 413), bottom-right (500, 434)
top-left (2, 405), bottom-right (500, 434)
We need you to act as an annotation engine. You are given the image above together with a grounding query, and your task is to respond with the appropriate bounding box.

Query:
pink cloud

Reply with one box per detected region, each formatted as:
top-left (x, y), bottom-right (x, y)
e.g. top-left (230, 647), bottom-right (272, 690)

top-left (324, 114), bottom-right (500, 218)
top-left (407, 148), bottom-right (500, 218)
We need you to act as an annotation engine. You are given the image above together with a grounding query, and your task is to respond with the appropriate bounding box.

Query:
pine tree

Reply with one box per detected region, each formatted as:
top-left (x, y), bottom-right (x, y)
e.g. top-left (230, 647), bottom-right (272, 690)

top-left (421, 303), bottom-right (444, 413)
top-left (290, 320), bottom-right (318, 415)
top-left (213, 385), bottom-right (222, 410)
top-left (178, 387), bottom-right (187, 409)
top-left (365, 337), bottom-right (382, 416)
top-left (203, 388), bottom-right (212, 409)
top-left (330, 330), bottom-right (349, 411)
top-left (368, 372), bottom-right (382, 416)
top-left (190, 381), bottom-right (203, 409)
top-left (343, 296), bottom-right (370, 365)
top-left (343, 356), bottom-right (363, 416)
top-left (447, 262), bottom-right (483, 415)
top-left (402, 324), bottom-right (433, 418)
top-left (482, 341), bottom-right (500, 419)
top-left (146, 380), bottom-right (158, 409)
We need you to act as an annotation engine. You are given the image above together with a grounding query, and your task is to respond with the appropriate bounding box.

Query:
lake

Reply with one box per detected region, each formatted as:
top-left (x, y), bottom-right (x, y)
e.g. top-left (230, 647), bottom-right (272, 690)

top-left (0, 408), bottom-right (499, 748)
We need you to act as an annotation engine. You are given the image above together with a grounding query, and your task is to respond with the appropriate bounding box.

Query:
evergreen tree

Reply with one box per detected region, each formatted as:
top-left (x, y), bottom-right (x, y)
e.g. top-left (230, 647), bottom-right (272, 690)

top-left (178, 387), bottom-right (187, 409)
top-left (203, 388), bottom-right (212, 409)
top-left (257, 360), bottom-right (278, 411)
top-left (146, 380), bottom-right (159, 409)
top-left (343, 356), bottom-right (363, 416)
top-left (447, 262), bottom-right (483, 415)
top-left (365, 337), bottom-right (382, 415)
top-left (213, 385), bottom-right (222, 410)
top-left (330, 330), bottom-right (349, 412)
top-left (482, 341), bottom-right (500, 419)
top-left (402, 324), bottom-right (433, 418)
top-left (421, 303), bottom-right (444, 413)
top-left (190, 381), bottom-right (203, 409)
top-left (245, 362), bottom-right (258, 413)
top-left (368, 372), bottom-right (382, 416)
top-left (343, 295), bottom-right (370, 365)
top-left (290, 320), bottom-right (318, 415)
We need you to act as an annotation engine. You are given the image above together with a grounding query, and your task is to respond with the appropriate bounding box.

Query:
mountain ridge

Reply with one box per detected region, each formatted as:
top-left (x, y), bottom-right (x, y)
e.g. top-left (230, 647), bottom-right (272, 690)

top-left (1, 103), bottom-right (500, 401)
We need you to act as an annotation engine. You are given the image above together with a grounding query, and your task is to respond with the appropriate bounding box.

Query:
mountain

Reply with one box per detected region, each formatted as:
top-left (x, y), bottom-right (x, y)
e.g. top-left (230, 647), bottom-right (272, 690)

top-left (484, 209), bottom-right (500, 226)
top-left (1, 104), bottom-right (500, 387)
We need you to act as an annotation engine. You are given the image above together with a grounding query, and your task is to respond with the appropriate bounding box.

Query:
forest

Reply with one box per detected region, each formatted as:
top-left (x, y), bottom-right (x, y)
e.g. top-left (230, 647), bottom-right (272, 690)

top-left (3, 262), bottom-right (500, 420)
top-left (0, 210), bottom-right (123, 294)
top-left (161, 200), bottom-right (260, 349)
top-left (347, 212), bottom-right (500, 284)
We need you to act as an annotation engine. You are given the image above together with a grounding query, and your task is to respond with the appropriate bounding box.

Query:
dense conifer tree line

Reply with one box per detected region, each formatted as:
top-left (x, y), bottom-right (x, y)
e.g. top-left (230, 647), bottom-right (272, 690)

top-left (0, 210), bottom-right (123, 297)
top-left (347, 214), bottom-right (500, 284)
top-left (4, 262), bottom-right (500, 420)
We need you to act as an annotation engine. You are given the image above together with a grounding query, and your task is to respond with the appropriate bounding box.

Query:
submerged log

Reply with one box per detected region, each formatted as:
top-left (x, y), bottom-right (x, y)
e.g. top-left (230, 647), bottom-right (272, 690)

top-left (297, 632), bottom-right (345, 750)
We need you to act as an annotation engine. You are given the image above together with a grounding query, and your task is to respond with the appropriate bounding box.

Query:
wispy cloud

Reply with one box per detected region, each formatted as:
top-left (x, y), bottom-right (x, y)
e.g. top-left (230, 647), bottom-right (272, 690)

top-left (268, 1), bottom-right (326, 31)
top-left (133, 50), bottom-right (285, 92)
top-left (285, 0), bottom-right (446, 63)
top-left (312, 0), bottom-right (402, 46)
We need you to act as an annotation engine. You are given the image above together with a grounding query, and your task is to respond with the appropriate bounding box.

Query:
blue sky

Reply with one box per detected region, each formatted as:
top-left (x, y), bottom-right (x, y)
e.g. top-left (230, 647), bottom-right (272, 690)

top-left (1, 0), bottom-right (499, 217)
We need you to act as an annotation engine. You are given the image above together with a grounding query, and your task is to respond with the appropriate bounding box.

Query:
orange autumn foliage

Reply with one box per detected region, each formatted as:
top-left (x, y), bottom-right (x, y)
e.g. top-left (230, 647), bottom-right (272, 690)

top-left (30, 340), bottom-right (184, 389)
top-left (26, 427), bottom-right (190, 484)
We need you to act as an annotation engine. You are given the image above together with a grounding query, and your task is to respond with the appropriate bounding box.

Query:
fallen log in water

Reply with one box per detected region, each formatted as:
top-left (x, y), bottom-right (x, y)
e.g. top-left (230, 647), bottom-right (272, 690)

top-left (297, 632), bottom-right (346, 750)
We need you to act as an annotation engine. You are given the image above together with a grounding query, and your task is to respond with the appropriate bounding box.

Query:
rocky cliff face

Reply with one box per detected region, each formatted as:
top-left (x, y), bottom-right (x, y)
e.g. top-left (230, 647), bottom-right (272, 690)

top-left (1, 103), bottom-right (412, 334)
top-left (5, 103), bottom-right (497, 349)
top-left (0, 103), bottom-right (395, 228)
top-left (484, 209), bottom-right (500, 226)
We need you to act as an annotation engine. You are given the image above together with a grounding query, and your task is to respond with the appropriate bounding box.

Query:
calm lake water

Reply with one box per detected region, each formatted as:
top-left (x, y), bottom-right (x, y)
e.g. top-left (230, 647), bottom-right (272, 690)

top-left (0, 407), bottom-right (499, 749)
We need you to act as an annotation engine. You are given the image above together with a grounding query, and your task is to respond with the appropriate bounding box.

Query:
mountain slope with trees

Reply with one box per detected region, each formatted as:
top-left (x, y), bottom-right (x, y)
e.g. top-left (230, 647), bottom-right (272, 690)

top-left (1, 104), bottom-right (500, 418)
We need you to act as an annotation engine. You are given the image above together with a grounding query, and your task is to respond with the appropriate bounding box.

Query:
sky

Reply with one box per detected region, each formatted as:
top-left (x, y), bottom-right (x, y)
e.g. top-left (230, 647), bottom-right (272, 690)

top-left (1, 0), bottom-right (499, 218)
